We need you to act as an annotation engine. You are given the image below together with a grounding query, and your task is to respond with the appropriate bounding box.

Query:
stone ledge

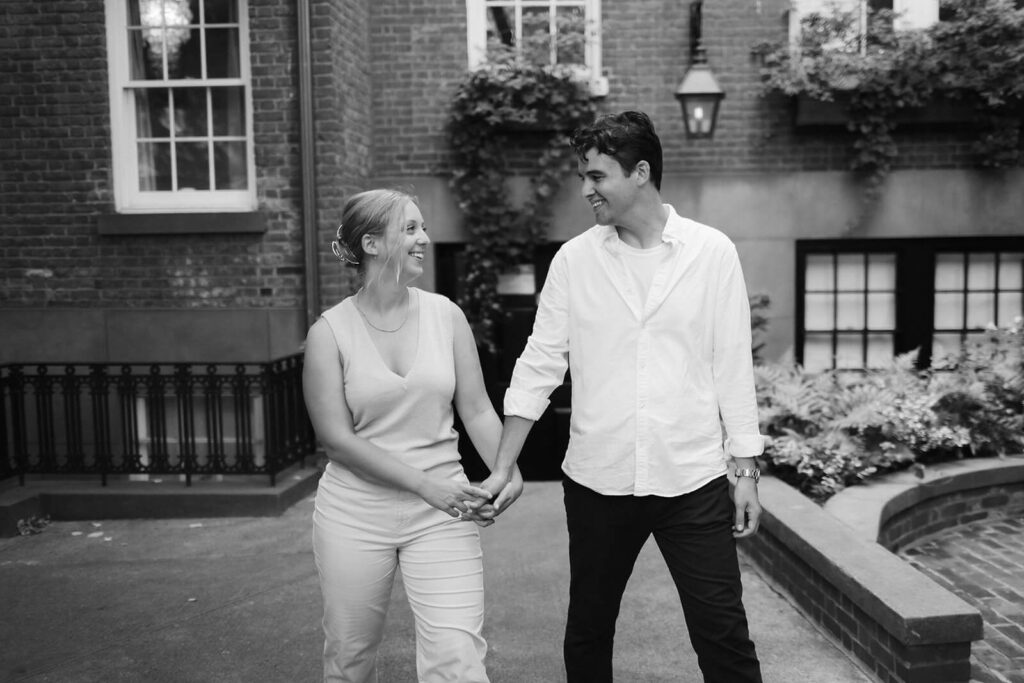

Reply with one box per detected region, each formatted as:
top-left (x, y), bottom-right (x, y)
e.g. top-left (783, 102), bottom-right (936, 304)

top-left (0, 462), bottom-right (323, 538)
top-left (824, 456), bottom-right (1024, 548)
top-left (745, 476), bottom-right (983, 682)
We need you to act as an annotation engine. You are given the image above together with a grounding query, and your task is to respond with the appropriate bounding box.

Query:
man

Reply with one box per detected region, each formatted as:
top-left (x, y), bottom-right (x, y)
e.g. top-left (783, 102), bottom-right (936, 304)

top-left (481, 111), bottom-right (764, 682)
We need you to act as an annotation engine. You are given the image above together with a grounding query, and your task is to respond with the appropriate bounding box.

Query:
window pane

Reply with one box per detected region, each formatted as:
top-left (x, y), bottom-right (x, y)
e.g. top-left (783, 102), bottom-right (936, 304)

top-left (867, 253), bottom-right (895, 290)
top-left (935, 253), bottom-right (965, 291)
top-left (866, 333), bottom-right (893, 368)
top-left (999, 253), bottom-right (1023, 289)
top-left (835, 292), bottom-right (864, 330)
top-left (166, 27), bottom-right (202, 79)
top-left (176, 141), bottom-right (210, 190)
top-left (214, 141), bottom-right (247, 190)
top-left (805, 254), bottom-right (833, 291)
top-left (997, 292), bottom-right (1022, 326)
top-left (967, 253), bottom-right (996, 290)
top-left (206, 28), bottom-right (240, 78)
top-left (555, 6), bottom-right (585, 65)
top-left (804, 293), bottom-right (834, 331)
top-left (803, 334), bottom-right (833, 372)
top-left (934, 292), bottom-right (964, 329)
top-left (173, 87), bottom-right (208, 137)
top-left (487, 7), bottom-right (514, 48)
top-left (522, 7), bottom-right (552, 65)
top-left (129, 28), bottom-right (165, 80)
top-left (138, 141), bottom-right (172, 190)
top-left (932, 333), bottom-right (962, 360)
top-left (204, 0), bottom-right (238, 24)
top-left (965, 292), bottom-right (995, 328)
top-left (866, 292), bottom-right (895, 329)
top-left (211, 87), bottom-right (245, 136)
top-left (134, 88), bottom-right (170, 137)
top-left (835, 334), bottom-right (863, 369)
top-left (836, 254), bottom-right (865, 291)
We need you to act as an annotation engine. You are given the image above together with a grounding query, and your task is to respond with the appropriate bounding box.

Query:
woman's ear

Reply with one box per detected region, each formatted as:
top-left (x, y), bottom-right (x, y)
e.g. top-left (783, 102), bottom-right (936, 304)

top-left (361, 233), bottom-right (377, 258)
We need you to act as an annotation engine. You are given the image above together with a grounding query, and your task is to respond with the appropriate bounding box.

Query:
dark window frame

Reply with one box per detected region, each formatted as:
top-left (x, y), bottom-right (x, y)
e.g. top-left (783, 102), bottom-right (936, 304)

top-left (796, 236), bottom-right (1024, 369)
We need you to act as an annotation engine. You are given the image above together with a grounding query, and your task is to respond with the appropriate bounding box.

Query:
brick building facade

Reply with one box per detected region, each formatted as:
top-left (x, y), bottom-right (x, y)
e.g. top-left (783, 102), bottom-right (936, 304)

top-left (2, 0), bottom-right (1022, 369)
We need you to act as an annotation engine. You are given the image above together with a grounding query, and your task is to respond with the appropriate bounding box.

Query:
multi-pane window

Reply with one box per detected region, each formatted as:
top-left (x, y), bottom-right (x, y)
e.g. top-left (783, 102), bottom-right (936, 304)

top-left (789, 0), bottom-right (939, 53)
top-left (802, 252), bottom-right (897, 372)
top-left (466, 0), bottom-right (605, 92)
top-left (105, 0), bottom-right (255, 212)
top-left (932, 252), bottom-right (1024, 357)
top-left (798, 239), bottom-right (1024, 371)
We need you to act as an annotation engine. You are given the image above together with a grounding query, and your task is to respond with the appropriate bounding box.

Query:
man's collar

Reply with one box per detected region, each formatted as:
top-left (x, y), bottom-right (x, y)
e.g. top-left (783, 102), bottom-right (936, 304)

top-left (598, 204), bottom-right (687, 248)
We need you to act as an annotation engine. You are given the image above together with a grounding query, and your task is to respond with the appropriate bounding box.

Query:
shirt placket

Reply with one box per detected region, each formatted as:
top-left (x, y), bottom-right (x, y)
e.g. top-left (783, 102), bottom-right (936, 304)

top-left (635, 319), bottom-right (650, 493)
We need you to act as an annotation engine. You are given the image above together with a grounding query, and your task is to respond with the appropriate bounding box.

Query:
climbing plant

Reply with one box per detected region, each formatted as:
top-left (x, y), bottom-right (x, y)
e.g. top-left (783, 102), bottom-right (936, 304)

top-left (753, 0), bottom-right (1024, 210)
top-left (448, 40), bottom-right (597, 352)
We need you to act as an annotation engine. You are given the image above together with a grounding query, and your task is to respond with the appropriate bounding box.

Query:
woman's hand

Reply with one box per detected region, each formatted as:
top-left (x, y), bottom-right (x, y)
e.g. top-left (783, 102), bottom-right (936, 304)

top-left (416, 473), bottom-right (493, 519)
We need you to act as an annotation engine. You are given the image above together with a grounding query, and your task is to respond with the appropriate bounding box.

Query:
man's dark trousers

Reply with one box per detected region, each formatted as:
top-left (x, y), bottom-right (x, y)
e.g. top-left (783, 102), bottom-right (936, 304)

top-left (562, 475), bottom-right (763, 682)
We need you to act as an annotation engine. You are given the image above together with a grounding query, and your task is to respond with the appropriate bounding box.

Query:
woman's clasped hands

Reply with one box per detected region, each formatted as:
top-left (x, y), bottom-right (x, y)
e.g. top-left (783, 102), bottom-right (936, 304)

top-left (416, 474), bottom-right (498, 527)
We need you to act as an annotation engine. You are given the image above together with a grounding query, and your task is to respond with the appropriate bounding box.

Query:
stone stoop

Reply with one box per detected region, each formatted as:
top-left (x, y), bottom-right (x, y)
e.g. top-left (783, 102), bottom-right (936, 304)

top-left (0, 461), bottom-right (325, 538)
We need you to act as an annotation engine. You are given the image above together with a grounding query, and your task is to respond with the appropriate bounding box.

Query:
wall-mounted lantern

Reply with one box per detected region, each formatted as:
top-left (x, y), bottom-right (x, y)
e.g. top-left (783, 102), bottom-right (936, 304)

top-left (674, 1), bottom-right (725, 139)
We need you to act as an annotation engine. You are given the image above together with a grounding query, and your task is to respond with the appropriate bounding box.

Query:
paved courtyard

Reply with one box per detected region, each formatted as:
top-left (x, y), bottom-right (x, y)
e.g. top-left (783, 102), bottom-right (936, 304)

top-left (0, 481), bottom-right (873, 682)
top-left (900, 515), bottom-right (1024, 683)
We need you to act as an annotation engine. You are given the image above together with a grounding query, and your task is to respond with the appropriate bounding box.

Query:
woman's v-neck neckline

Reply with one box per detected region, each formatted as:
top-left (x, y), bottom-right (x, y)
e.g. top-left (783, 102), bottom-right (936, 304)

top-left (351, 288), bottom-right (421, 380)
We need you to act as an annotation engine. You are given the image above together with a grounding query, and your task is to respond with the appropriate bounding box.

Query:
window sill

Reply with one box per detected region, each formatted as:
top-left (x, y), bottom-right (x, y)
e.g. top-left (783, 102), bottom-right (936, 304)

top-left (98, 212), bottom-right (267, 236)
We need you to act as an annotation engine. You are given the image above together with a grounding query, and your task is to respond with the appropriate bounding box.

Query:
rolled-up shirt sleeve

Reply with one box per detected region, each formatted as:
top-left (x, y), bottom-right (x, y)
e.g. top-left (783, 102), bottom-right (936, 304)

top-left (713, 245), bottom-right (765, 459)
top-left (503, 248), bottom-right (571, 421)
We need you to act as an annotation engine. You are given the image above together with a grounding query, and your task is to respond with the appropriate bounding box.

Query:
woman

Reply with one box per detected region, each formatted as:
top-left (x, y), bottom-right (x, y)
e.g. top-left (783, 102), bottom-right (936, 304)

top-left (303, 188), bottom-right (522, 682)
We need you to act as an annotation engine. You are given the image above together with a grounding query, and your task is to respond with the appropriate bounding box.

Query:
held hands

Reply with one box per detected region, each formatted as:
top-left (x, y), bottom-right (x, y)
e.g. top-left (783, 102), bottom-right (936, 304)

top-left (477, 467), bottom-right (524, 519)
top-left (417, 474), bottom-right (494, 526)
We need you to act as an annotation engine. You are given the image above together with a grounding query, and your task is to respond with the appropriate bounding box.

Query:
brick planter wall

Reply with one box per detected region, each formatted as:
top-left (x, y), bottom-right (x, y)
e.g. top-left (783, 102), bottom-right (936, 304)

top-left (877, 464), bottom-right (1024, 553)
top-left (745, 477), bottom-right (983, 683)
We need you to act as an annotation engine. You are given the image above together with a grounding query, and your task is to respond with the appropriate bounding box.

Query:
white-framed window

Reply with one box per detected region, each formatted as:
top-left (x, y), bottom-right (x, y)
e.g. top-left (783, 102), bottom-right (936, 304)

top-left (466, 0), bottom-right (606, 94)
top-left (788, 0), bottom-right (939, 52)
top-left (105, 0), bottom-right (256, 213)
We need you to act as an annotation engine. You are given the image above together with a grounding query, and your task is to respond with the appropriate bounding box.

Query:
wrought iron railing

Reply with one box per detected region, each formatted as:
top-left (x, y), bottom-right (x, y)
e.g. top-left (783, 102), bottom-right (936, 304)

top-left (0, 354), bottom-right (316, 487)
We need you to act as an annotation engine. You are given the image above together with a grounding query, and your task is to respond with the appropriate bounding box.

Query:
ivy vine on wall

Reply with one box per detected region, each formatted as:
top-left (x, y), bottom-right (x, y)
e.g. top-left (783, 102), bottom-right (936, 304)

top-left (448, 60), bottom-right (597, 353)
top-left (753, 0), bottom-right (1024, 211)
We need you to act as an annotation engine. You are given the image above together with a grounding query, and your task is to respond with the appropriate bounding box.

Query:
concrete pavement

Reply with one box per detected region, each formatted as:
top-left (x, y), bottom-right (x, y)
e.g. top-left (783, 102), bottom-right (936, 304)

top-left (0, 481), bottom-right (874, 682)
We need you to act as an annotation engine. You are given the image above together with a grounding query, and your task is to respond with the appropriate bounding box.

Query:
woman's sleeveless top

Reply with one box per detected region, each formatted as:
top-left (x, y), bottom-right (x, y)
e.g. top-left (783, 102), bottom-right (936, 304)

top-left (319, 288), bottom-right (465, 485)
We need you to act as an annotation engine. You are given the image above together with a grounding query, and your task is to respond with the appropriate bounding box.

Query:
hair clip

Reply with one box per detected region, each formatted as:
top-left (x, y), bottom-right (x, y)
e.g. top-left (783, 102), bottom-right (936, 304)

top-left (331, 224), bottom-right (360, 265)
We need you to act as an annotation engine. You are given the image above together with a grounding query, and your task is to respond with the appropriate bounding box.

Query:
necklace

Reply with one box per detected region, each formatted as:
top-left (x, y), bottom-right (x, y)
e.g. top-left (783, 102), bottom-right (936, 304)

top-left (354, 290), bottom-right (410, 333)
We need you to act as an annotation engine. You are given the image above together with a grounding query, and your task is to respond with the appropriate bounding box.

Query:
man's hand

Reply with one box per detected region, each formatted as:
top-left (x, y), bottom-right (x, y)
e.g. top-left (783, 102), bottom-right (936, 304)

top-left (732, 478), bottom-right (761, 538)
top-left (476, 467), bottom-right (524, 519)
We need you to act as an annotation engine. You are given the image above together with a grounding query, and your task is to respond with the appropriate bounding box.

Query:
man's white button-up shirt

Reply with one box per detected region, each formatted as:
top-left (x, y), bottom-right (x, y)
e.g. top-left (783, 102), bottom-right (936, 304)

top-left (503, 205), bottom-right (765, 496)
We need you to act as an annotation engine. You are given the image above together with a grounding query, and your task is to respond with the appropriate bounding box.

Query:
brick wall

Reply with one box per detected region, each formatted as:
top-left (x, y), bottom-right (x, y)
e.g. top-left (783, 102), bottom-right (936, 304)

top-left (746, 477), bottom-right (983, 683)
top-left (363, 0), bottom-right (986, 179)
top-left (880, 483), bottom-right (1024, 552)
top-left (312, 0), bottom-right (374, 309)
top-left (0, 0), bottom-right (311, 311)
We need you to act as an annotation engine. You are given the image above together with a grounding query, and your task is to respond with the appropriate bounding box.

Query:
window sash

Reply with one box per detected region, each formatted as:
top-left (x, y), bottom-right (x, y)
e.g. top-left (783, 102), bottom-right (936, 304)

top-left (105, 0), bottom-right (256, 213)
top-left (466, 0), bottom-right (603, 92)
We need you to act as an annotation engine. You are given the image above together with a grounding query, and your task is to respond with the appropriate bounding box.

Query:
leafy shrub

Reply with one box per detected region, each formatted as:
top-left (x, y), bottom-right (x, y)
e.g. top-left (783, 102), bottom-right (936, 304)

top-left (756, 320), bottom-right (1024, 501)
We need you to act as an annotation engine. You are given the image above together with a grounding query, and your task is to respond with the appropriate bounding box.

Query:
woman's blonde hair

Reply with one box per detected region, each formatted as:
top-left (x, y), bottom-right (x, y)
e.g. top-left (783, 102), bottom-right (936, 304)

top-left (332, 189), bottom-right (417, 283)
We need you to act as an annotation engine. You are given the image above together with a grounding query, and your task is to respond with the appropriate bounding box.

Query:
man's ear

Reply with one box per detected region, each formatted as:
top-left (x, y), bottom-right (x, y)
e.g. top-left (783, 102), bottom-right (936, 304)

top-left (633, 160), bottom-right (651, 186)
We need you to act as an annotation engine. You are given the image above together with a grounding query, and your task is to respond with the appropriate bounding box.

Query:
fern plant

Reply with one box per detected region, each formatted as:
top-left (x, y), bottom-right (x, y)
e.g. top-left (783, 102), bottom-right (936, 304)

top-left (755, 324), bottom-right (1024, 503)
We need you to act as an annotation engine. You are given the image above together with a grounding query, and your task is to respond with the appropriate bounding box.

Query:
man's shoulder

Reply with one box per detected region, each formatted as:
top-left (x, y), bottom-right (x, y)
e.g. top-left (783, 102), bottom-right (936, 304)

top-left (557, 224), bottom-right (607, 256)
top-left (672, 213), bottom-right (737, 255)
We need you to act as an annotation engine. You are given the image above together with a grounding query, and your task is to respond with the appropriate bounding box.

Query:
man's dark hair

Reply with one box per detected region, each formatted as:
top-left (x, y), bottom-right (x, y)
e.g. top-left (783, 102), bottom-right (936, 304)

top-left (569, 111), bottom-right (663, 191)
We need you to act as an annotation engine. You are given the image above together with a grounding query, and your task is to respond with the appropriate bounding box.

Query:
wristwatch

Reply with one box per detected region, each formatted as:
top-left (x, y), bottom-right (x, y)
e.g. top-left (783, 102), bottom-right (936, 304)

top-left (734, 467), bottom-right (761, 483)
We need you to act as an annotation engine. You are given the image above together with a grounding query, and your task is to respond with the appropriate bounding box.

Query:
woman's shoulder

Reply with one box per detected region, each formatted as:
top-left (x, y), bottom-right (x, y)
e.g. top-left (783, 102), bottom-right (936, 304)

top-left (413, 287), bottom-right (460, 314)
